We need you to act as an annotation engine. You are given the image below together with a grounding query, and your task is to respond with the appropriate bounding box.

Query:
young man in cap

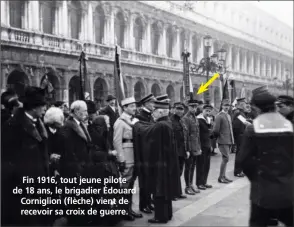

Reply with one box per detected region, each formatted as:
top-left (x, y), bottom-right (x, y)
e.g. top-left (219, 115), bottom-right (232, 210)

top-left (195, 100), bottom-right (204, 116)
top-left (136, 94), bottom-right (156, 122)
top-left (100, 94), bottom-right (119, 149)
top-left (113, 97), bottom-right (142, 221)
top-left (212, 99), bottom-right (234, 183)
top-left (182, 99), bottom-right (202, 194)
top-left (232, 97), bottom-right (250, 178)
top-left (237, 87), bottom-right (293, 227)
top-left (2, 86), bottom-right (49, 226)
top-left (196, 103), bottom-right (213, 190)
top-left (139, 100), bottom-right (180, 223)
top-left (170, 102), bottom-right (189, 199)
top-left (276, 95), bottom-right (294, 124)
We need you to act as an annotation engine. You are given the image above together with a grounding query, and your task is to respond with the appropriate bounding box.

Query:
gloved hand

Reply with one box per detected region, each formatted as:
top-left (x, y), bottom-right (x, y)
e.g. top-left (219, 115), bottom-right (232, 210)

top-left (118, 161), bottom-right (126, 172)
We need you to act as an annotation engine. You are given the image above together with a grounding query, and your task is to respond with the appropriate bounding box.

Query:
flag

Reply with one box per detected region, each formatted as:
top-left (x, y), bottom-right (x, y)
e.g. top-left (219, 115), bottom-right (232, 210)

top-left (230, 80), bottom-right (237, 102)
top-left (189, 73), bottom-right (193, 100)
top-left (114, 45), bottom-right (125, 115)
top-left (219, 79), bottom-right (229, 111)
top-left (78, 51), bottom-right (85, 100)
top-left (240, 83), bottom-right (246, 98)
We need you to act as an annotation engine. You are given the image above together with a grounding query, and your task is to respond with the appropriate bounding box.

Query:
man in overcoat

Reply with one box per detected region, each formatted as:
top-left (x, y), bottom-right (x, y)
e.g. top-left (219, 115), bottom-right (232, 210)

top-left (182, 100), bottom-right (202, 195)
top-left (196, 103), bottom-right (213, 190)
top-left (2, 86), bottom-right (49, 226)
top-left (232, 97), bottom-right (250, 177)
top-left (99, 94), bottom-right (119, 149)
top-left (237, 87), bottom-right (293, 226)
top-left (212, 99), bottom-right (234, 183)
top-left (113, 97), bottom-right (142, 221)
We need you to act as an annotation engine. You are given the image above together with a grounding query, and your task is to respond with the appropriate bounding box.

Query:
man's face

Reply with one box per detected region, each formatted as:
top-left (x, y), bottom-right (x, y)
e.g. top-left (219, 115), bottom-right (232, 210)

top-left (222, 104), bottom-right (230, 112)
top-left (124, 103), bottom-right (137, 116)
top-left (238, 101), bottom-right (246, 110)
top-left (203, 108), bottom-right (211, 117)
top-left (188, 105), bottom-right (198, 114)
top-left (108, 99), bottom-right (116, 107)
top-left (33, 105), bottom-right (47, 118)
top-left (174, 106), bottom-right (184, 117)
top-left (145, 101), bottom-right (155, 112)
top-left (75, 104), bottom-right (88, 122)
top-left (245, 104), bottom-right (251, 113)
top-left (276, 103), bottom-right (293, 116)
top-left (197, 104), bottom-right (204, 113)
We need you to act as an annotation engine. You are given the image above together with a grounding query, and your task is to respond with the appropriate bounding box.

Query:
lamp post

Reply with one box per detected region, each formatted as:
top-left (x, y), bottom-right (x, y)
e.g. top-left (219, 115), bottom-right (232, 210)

top-left (189, 35), bottom-right (227, 103)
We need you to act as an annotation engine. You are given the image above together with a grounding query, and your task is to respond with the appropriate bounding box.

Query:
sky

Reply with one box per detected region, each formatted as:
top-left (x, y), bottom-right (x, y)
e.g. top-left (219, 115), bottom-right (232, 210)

top-left (251, 1), bottom-right (293, 28)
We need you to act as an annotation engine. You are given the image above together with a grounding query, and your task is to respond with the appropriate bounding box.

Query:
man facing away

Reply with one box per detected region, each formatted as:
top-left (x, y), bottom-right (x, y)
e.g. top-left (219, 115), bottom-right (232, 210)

top-left (237, 87), bottom-right (293, 227)
top-left (212, 99), bottom-right (234, 184)
top-left (113, 97), bottom-right (143, 221)
top-left (196, 103), bottom-right (213, 190)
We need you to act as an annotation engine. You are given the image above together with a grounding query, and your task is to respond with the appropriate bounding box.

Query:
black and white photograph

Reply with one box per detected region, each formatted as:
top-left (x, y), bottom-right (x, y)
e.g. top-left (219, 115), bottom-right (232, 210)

top-left (1, 1), bottom-right (293, 226)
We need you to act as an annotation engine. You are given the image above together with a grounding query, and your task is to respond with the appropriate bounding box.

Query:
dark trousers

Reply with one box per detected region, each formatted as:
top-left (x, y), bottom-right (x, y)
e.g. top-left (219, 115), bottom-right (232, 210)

top-left (179, 156), bottom-right (195, 187)
top-left (249, 203), bottom-right (293, 227)
top-left (234, 139), bottom-right (243, 175)
top-left (196, 147), bottom-right (211, 186)
top-left (186, 155), bottom-right (197, 186)
top-left (139, 187), bottom-right (152, 209)
top-left (154, 197), bottom-right (172, 222)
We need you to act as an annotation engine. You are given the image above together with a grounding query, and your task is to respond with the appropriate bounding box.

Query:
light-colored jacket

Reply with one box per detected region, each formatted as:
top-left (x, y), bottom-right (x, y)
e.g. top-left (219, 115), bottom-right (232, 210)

top-left (213, 111), bottom-right (234, 145)
top-left (113, 112), bottom-right (135, 164)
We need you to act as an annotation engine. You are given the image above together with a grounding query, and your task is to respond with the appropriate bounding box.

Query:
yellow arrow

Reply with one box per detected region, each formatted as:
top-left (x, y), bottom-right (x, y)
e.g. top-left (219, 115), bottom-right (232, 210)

top-left (197, 73), bottom-right (220, 94)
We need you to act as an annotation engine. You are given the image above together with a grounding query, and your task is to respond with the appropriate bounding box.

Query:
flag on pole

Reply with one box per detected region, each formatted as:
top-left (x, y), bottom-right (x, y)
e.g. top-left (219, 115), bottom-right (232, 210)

top-left (230, 80), bottom-right (237, 102)
top-left (219, 79), bottom-right (229, 111)
top-left (114, 45), bottom-right (125, 115)
top-left (240, 83), bottom-right (246, 98)
top-left (189, 73), bottom-right (193, 100)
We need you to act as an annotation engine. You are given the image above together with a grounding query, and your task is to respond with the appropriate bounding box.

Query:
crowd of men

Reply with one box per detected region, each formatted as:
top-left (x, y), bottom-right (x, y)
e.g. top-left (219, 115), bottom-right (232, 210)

top-left (1, 85), bottom-right (293, 226)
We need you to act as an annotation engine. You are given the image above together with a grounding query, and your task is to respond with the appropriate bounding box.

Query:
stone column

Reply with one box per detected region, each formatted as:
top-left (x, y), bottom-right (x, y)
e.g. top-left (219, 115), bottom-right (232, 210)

top-left (266, 58), bottom-right (271, 78)
top-left (87, 2), bottom-right (93, 42)
top-left (281, 62), bottom-right (285, 80)
top-left (226, 45), bottom-right (232, 70)
top-left (235, 47), bottom-right (240, 72)
top-left (1, 1), bottom-right (8, 26)
top-left (129, 13), bottom-right (135, 50)
top-left (256, 54), bottom-right (260, 76)
top-left (61, 1), bottom-right (68, 37)
top-left (197, 35), bottom-right (204, 63)
top-left (123, 12), bottom-right (130, 49)
top-left (145, 18), bottom-right (152, 54)
top-left (109, 10), bottom-right (115, 46)
top-left (31, 1), bottom-right (40, 30)
top-left (250, 52), bottom-right (254, 74)
top-left (173, 28), bottom-right (180, 60)
top-left (159, 24), bottom-right (167, 56)
top-left (243, 50), bottom-right (247, 73)
top-left (188, 32), bottom-right (193, 60)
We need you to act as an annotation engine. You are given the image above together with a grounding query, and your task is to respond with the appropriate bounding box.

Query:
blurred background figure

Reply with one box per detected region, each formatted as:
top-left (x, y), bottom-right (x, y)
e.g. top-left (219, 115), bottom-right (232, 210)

top-left (1, 89), bottom-right (22, 125)
top-left (54, 101), bottom-right (70, 120)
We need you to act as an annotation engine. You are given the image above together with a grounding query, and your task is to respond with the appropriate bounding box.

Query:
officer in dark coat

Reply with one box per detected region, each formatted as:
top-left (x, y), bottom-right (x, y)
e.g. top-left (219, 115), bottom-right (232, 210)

top-left (2, 86), bottom-right (49, 226)
top-left (1, 89), bottom-right (22, 125)
top-left (99, 94), bottom-right (119, 149)
top-left (170, 102), bottom-right (189, 198)
top-left (134, 94), bottom-right (155, 214)
top-left (276, 95), bottom-right (294, 125)
top-left (232, 97), bottom-right (250, 177)
top-left (237, 86), bottom-right (293, 227)
top-left (196, 104), bottom-right (213, 189)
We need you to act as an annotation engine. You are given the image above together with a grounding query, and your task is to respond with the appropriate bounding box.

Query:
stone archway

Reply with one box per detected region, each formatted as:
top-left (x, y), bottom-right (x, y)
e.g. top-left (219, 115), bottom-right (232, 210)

top-left (94, 77), bottom-right (108, 108)
top-left (166, 84), bottom-right (175, 103)
top-left (151, 83), bottom-right (161, 97)
top-left (40, 71), bottom-right (60, 103)
top-left (68, 76), bottom-right (80, 105)
top-left (134, 81), bottom-right (145, 101)
top-left (7, 69), bottom-right (30, 99)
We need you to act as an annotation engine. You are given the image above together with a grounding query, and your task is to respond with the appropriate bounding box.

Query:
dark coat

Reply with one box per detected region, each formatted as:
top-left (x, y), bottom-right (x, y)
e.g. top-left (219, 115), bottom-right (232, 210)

top-left (286, 110), bottom-right (294, 125)
top-left (232, 108), bottom-right (247, 146)
top-left (197, 114), bottom-right (212, 149)
top-left (57, 117), bottom-right (91, 177)
top-left (237, 112), bottom-right (293, 209)
top-left (170, 114), bottom-right (188, 157)
top-left (182, 111), bottom-right (201, 155)
top-left (46, 126), bottom-right (62, 175)
top-left (99, 105), bottom-right (119, 149)
top-left (2, 108), bottom-right (49, 226)
top-left (212, 111), bottom-right (234, 145)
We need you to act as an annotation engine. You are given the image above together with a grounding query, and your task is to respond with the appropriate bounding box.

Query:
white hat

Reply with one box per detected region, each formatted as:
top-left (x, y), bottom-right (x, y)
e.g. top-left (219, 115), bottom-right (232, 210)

top-left (121, 97), bottom-right (136, 106)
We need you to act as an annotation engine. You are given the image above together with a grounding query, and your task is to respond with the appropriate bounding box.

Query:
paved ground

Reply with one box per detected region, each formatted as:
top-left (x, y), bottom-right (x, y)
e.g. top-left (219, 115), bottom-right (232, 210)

top-left (120, 150), bottom-right (251, 227)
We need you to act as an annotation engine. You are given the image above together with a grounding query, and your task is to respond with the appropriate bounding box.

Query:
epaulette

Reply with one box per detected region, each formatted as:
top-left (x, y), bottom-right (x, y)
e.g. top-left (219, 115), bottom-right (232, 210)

top-left (253, 113), bottom-right (293, 133)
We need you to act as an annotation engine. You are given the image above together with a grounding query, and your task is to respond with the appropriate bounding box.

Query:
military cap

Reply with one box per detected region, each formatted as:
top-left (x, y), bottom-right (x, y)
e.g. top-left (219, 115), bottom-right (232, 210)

top-left (236, 97), bottom-right (246, 102)
top-left (252, 86), bottom-right (268, 96)
top-left (156, 94), bottom-right (168, 101)
top-left (106, 94), bottom-right (116, 102)
top-left (187, 99), bottom-right (198, 106)
top-left (250, 89), bottom-right (276, 110)
top-left (140, 94), bottom-right (156, 104)
top-left (85, 100), bottom-right (97, 114)
top-left (221, 99), bottom-right (231, 106)
top-left (276, 95), bottom-right (294, 105)
top-left (198, 100), bottom-right (204, 105)
top-left (203, 104), bottom-right (213, 109)
top-left (121, 97), bottom-right (136, 106)
top-left (173, 102), bottom-right (185, 109)
top-left (154, 100), bottom-right (170, 109)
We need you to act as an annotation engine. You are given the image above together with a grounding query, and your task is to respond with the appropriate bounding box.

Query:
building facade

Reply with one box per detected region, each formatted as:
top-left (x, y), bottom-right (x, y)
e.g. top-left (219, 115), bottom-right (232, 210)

top-left (1, 1), bottom-right (293, 108)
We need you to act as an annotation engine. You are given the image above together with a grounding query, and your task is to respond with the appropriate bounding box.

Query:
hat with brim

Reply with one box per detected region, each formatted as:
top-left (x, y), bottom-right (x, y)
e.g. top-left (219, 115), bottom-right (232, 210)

top-left (156, 94), bottom-right (168, 101)
top-left (140, 94), bottom-right (156, 104)
top-left (106, 95), bottom-right (116, 102)
top-left (173, 102), bottom-right (185, 109)
top-left (221, 99), bottom-right (231, 106)
top-left (251, 91), bottom-right (276, 110)
top-left (85, 100), bottom-right (97, 115)
top-left (121, 97), bottom-right (136, 106)
top-left (154, 101), bottom-right (169, 109)
top-left (276, 95), bottom-right (294, 105)
top-left (203, 104), bottom-right (213, 109)
top-left (188, 100), bottom-right (198, 106)
top-left (23, 86), bottom-right (47, 108)
top-left (236, 97), bottom-right (246, 103)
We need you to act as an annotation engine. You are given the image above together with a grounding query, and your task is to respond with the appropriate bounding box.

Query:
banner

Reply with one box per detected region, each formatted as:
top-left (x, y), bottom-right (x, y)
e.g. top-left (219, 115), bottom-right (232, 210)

top-left (182, 51), bottom-right (191, 99)
top-left (114, 45), bottom-right (125, 114)
top-left (219, 79), bottom-right (229, 111)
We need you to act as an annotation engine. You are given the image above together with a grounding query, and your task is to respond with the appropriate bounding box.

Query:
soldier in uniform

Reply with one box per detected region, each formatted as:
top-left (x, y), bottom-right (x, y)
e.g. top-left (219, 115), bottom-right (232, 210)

top-left (134, 94), bottom-right (156, 213)
top-left (237, 87), bottom-right (293, 226)
top-left (276, 95), bottom-right (294, 124)
top-left (232, 97), bottom-right (250, 178)
top-left (212, 99), bottom-right (234, 184)
top-left (113, 97), bottom-right (143, 221)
